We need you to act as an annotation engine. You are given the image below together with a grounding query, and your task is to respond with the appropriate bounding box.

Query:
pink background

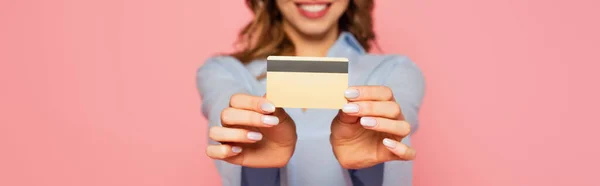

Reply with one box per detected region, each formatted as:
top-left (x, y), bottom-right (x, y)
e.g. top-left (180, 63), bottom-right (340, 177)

top-left (1, 0), bottom-right (599, 186)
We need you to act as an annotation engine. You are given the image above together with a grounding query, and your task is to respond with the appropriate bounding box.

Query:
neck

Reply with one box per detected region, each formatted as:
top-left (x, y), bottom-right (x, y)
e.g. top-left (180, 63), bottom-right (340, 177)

top-left (283, 22), bottom-right (339, 57)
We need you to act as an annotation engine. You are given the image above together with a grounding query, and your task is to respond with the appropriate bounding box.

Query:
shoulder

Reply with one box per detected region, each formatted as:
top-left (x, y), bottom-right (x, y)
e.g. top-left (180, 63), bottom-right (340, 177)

top-left (196, 55), bottom-right (264, 95)
top-left (196, 55), bottom-right (256, 80)
top-left (358, 54), bottom-right (422, 74)
top-left (195, 55), bottom-right (248, 85)
top-left (352, 54), bottom-right (425, 85)
top-left (197, 55), bottom-right (244, 73)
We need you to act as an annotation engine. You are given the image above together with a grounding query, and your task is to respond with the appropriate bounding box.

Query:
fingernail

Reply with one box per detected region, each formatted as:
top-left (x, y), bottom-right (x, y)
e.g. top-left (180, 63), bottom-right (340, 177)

top-left (342, 104), bottom-right (359, 113)
top-left (360, 117), bottom-right (377, 127)
top-left (344, 88), bottom-right (359, 99)
top-left (231, 146), bottom-right (242, 153)
top-left (247, 132), bottom-right (263, 141)
top-left (261, 115), bottom-right (279, 126)
top-left (261, 103), bottom-right (275, 113)
top-left (396, 144), bottom-right (408, 155)
top-left (383, 138), bottom-right (397, 149)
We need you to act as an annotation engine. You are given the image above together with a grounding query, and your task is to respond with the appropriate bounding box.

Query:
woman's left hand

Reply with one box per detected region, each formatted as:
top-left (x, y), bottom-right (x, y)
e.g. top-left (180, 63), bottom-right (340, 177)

top-left (330, 85), bottom-right (416, 169)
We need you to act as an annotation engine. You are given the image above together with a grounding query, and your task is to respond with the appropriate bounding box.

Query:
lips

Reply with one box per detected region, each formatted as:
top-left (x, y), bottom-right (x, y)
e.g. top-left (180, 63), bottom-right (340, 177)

top-left (296, 2), bottom-right (331, 19)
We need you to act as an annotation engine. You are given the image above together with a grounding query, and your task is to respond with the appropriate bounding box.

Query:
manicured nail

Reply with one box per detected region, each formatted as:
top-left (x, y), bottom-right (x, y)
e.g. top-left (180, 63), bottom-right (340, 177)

top-left (344, 88), bottom-right (359, 99)
top-left (247, 132), bottom-right (263, 141)
top-left (262, 115), bottom-right (279, 126)
top-left (261, 103), bottom-right (275, 113)
top-left (383, 138), bottom-right (397, 149)
top-left (342, 104), bottom-right (359, 113)
top-left (396, 143), bottom-right (408, 155)
top-left (231, 146), bottom-right (242, 153)
top-left (360, 117), bottom-right (377, 127)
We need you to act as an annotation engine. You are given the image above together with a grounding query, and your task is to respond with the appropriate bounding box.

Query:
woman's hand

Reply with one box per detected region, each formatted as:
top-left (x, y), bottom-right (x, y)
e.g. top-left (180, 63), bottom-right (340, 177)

top-left (330, 86), bottom-right (416, 169)
top-left (206, 94), bottom-right (297, 168)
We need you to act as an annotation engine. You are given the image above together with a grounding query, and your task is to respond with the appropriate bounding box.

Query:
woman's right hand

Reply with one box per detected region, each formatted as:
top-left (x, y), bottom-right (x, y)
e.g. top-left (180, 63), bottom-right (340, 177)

top-left (206, 93), bottom-right (297, 168)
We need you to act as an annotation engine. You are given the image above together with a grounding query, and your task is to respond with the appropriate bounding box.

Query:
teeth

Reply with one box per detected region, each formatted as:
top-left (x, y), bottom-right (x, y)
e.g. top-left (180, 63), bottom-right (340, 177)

top-left (300, 4), bottom-right (327, 12)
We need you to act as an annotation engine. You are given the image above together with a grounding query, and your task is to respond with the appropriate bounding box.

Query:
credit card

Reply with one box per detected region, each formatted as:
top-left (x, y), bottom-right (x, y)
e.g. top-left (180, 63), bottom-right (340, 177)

top-left (266, 56), bottom-right (349, 109)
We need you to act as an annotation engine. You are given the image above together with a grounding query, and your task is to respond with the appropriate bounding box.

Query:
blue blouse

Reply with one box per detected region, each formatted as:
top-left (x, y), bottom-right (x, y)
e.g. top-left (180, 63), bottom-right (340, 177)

top-left (196, 32), bottom-right (425, 186)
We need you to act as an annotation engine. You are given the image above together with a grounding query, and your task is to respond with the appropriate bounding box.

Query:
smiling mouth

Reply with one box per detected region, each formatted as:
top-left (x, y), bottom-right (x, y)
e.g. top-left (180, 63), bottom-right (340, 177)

top-left (297, 3), bottom-right (330, 12)
top-left (295, 2), bottom-right (332, 19)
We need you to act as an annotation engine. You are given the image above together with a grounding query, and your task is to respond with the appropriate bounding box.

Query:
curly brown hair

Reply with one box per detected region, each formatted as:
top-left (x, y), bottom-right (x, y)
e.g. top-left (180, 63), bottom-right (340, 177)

top-left (231, 0), bottom-right (376, 64)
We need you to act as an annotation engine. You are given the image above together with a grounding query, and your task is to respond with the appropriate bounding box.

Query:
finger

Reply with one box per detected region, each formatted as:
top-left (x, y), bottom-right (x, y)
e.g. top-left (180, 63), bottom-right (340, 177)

top-left (229, 93), bottom-right (276, 114)
top-left (359, 117), bottom-right (411, 137)
top-left (247, 107), bottom-right (297, 147)
top-left (209, 126), bottom-right (264, 143)
top-left (344, 86), bottom-right (394, 101)
top-left (221, 107), bottom-right (280, 127)
top-left (382, 138), bottom-right (416, 160)
top-left (330, 110), bottom-right (363, 140)
top-left (260, 94), bottom-right (290, 126)
top-left (206, 144), bottom-right (243, 160)
top-left (342, 101), bottom-right (403, 119)
top-left (336, 109), bottom-right (359, 124)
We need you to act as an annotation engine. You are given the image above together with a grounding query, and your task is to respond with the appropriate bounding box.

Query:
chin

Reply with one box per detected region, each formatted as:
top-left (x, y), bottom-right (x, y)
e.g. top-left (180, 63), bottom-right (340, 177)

top-left (277, 0), bottom-right (348, 38)
top-left (298, 28), bottom-right (332, 37)
top-left (293, 21), bottom-right (337, 37)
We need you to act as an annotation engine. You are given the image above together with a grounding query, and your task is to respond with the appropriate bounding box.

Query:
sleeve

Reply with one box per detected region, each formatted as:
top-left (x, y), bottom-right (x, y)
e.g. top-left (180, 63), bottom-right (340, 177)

top-left (196, 56), bottom-right (280, 186)
top-left (196, 57), bottom-right (250, 133)
top-left (382, 56), bottom-right (426, 134)
top-left (349, 56), bottom-right (426, 186)
top-left (381, 56), bottom-right (425, 186)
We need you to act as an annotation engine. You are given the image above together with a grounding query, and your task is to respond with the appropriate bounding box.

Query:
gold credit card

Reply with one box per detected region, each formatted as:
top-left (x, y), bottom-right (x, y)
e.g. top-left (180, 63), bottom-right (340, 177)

top-left (266, 56), bottom-right (349, 109)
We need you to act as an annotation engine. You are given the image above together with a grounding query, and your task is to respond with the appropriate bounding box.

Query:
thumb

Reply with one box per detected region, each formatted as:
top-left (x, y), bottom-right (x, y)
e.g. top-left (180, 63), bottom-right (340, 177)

top-left (260, 106), bottom-right (297, 145)
top-left (331, 110), bottom-right (363, 140)
top-left (337, 109), bottom-right (359, 124)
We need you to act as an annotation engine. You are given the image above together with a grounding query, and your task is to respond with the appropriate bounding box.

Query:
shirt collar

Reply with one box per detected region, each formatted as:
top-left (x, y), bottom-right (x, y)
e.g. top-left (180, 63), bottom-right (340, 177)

top-left (327, 31), bottom-right (367, 57)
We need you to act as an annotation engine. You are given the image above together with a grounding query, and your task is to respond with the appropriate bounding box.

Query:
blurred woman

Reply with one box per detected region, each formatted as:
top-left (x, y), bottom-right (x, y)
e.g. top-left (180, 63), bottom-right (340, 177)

top-left (196, 0), bottom-right (425, 186)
